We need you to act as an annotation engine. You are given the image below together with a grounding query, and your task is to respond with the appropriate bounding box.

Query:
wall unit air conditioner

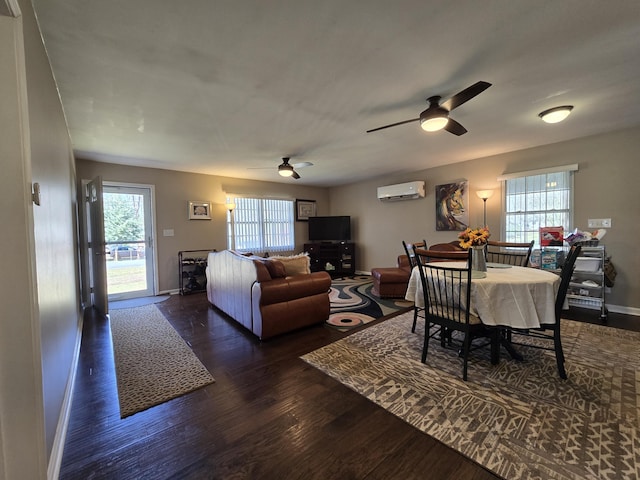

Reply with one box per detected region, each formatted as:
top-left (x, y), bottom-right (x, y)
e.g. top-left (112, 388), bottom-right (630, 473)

top-left (377, 181), bottom-right (425, 201)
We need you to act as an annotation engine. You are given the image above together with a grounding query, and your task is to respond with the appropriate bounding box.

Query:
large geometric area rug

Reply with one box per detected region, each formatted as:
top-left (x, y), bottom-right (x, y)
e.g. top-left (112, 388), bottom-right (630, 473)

top-left (328, 275), bottom-right (412, 331)
top-left (302, 311), bottom-right (639, 480)
top-left (109, 304), bottom-right (215, 418)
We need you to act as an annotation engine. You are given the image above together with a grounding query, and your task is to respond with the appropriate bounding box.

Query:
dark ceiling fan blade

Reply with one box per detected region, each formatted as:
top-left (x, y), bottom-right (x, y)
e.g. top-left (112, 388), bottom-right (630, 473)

top-left (292, 170), bottom-right (300, 179)
top-left (443, 118), bottom-right (467, 136)
top-left (441, 81), bottom-right (491, 112)
top-left (366, 117), bottom-right (420, 133)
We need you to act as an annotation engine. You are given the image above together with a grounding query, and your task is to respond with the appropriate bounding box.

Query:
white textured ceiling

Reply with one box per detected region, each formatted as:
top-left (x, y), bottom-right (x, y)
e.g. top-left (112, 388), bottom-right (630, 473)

top-left (32, 0), bottom-right (640, 186)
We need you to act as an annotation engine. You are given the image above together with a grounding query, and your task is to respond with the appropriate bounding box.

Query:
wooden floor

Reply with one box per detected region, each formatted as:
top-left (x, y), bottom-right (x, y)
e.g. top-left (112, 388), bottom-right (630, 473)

top-left (59, 294), bottom-right (638, 479)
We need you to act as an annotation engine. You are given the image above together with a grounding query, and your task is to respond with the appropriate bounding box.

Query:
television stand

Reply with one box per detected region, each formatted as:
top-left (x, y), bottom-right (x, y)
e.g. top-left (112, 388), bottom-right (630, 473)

top-left (304, 242), bottom-right (355, 277)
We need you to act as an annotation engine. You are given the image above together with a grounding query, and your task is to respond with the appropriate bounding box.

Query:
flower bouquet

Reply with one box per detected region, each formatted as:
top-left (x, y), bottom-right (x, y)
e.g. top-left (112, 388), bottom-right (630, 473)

top-left (458, 227), bottom-right (491, 249)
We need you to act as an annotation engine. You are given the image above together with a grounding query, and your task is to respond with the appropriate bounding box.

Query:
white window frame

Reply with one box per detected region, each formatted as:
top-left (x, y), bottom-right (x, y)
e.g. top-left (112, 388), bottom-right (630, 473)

top-left (226, 196), bottom-right (295, 254)
top-left (498, 164), bottom-right (577, 248)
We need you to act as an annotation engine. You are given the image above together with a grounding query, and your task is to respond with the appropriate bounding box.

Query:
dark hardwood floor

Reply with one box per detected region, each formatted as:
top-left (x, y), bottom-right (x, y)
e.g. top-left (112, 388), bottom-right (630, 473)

top-left (59, 294), bottom-right (637, 479)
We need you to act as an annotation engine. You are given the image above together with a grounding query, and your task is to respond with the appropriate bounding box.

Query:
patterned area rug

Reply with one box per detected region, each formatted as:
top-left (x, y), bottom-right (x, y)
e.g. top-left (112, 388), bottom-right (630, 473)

top-left (110, 304), bottom-right (214, 418)
top-left (302, 311), bottom-right (639, 480)
top-left (328, 275), bottom-right (412, 331)
top-left (109, 295), bottom-right (170, 310)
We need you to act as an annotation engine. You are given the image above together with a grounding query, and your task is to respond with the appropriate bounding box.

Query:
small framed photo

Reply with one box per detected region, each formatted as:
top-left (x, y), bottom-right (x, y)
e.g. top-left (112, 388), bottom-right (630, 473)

top-left (188, 201), bottom-right (211, 220)
top-left (295, 199), bottom-right (317, 221)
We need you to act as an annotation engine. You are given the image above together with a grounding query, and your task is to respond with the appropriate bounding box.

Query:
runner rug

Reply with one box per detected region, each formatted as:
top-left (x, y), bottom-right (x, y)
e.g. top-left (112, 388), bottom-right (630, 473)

top-left (302, 311), bottom-right (639, 480)
top-left (328, 275), bottom-right (412, 331)
top-left (110, 304), bottom-right (214, 418)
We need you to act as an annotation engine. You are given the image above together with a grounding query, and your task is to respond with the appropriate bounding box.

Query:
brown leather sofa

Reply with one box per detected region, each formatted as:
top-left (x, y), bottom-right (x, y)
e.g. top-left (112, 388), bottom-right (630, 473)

top-left (206, 250), bottom-right (332, 339)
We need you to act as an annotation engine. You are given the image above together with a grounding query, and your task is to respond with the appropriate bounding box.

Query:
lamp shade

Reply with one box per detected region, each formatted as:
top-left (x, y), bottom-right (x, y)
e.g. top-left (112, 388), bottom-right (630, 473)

top-left (476, 190), bottom-right (494, 200)
top-left (225, 201), bottom-right (235, 212)
top-left (539, 106), bottom-right (573, 124)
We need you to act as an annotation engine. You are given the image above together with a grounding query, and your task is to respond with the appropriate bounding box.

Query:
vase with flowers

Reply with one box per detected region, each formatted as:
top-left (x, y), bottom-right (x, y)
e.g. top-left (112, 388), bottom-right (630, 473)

top-left (458, 227), bottom-right (491, 278)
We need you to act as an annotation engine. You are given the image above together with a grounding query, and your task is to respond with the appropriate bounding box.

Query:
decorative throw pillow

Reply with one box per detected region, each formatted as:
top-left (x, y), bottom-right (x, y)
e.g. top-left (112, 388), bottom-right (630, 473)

top-left (264, 259), bottom-right (287, 278)
top-left (270, 253), bottom-right (311, 276)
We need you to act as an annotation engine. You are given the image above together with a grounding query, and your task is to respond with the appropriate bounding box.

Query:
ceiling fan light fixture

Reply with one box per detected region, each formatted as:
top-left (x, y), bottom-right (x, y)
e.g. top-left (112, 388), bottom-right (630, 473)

top-left (278, 164), bottom-right (294, 177)
top-left (420, 115), bottom-right (449, 132)
top-left (539, 105), bottom-right (573, 124)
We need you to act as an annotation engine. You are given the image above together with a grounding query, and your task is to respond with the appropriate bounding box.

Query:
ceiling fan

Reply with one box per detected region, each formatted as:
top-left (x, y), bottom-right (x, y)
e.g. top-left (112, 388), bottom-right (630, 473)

top-left (249, 157), bottom-right (313, 179)
top-left (366, 81), bottom-right (491, 136)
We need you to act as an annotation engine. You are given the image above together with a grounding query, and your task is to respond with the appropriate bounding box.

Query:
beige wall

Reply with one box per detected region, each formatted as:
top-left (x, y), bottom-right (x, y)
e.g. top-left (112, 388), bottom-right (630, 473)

top-left (76, 160), bottom-right (331, 293)
top-left (329, 126), bottom-right (640, 313)
top-left (1, 0), bottom-right (81, 478)
top-left (79, 126), bottom-right (640, 313)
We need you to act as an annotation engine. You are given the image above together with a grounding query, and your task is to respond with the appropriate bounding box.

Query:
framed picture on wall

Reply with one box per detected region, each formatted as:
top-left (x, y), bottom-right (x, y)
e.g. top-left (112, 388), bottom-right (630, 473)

top-left (188, 201), bottom-right (211, 220)
top-left (435, 181), bottom-right (469, 231)
top-left (295, 199), bottom-right (317, 221)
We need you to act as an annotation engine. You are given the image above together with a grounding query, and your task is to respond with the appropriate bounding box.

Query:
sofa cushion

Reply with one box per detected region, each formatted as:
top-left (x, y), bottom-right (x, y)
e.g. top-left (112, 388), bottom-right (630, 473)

top-left (263, 259), bottom-right (287, 278)
top-left (270, 253), bottom-right (311, 276)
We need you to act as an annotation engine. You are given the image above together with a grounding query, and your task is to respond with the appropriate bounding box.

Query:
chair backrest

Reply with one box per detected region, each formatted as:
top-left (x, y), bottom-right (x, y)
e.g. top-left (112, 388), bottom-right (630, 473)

top-left (412, 246), bottom-right (473, 324)
top-left (554, 244), bottom-right (582, 321)
top-left (414, 247), bottom-right (469, 264)
top-left (485, 240), bottom-right (534, 267)
top-left (428, 242), bottom-right (464, 252)
top-left (402, 239), bottom-right (427, 268)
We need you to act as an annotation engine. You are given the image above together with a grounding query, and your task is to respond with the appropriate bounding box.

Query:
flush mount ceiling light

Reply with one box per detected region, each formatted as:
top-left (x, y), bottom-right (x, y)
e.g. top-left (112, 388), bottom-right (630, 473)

top-left (539, 105), bottom-right (573, 124)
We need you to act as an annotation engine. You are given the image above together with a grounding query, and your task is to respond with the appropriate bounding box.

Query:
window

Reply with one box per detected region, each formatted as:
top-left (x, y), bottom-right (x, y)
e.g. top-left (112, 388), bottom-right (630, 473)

top-left (502, 166), bottom-right (576, 247)
top-left (227, 197), bottom-right (295, 254)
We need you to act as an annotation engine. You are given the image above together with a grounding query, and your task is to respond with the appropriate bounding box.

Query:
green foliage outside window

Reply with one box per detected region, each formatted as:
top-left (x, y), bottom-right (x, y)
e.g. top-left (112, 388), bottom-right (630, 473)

top-left (103, 193), bottom-right (144, 243)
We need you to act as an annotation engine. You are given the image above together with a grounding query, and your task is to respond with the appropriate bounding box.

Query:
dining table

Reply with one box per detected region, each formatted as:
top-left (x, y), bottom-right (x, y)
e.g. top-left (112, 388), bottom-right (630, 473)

top-left (405, 262), bottom-right (561, 362)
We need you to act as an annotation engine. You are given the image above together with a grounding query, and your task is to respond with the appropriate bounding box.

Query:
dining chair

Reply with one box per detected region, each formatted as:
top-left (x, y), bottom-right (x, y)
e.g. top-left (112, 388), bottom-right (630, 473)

top-left (412, 246), bottom-right (494, 381)
top-left (402, 239), bottom-right (427, 269)
top-left (485, 240), bottom-right (534, 267)
top-left (505, 244), bottom-right (582, 379)
top-left (402, 239), bottom-right (427, 332)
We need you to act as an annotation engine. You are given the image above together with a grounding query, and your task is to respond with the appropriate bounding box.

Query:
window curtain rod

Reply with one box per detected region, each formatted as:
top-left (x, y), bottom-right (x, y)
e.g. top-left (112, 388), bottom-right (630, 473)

top-left (497, 163), bottom-right (578, 181)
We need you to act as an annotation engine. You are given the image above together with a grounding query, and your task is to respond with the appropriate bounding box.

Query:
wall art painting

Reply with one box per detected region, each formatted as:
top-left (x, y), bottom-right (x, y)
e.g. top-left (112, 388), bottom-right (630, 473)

top-left (295, 199), bottom-right (317, 221)
top-left (188, 201), bottom-right (211, 220)
top-left (435, 181), bottom-right (469, 231)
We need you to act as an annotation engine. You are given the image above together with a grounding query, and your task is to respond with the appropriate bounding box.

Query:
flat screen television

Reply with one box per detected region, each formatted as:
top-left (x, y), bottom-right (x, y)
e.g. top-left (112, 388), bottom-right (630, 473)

top-left (308, 216), bottom-right (351, 242)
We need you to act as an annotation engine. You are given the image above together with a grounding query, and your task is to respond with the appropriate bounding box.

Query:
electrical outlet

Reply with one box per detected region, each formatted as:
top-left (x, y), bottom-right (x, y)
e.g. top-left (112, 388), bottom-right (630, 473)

top-left (587, 218), bottom-right (611, 228)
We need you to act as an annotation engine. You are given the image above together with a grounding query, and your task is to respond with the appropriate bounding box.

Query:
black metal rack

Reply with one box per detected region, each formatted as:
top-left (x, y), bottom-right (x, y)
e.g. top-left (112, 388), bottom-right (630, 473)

top-left (179, 249), bottom-right (215, 295)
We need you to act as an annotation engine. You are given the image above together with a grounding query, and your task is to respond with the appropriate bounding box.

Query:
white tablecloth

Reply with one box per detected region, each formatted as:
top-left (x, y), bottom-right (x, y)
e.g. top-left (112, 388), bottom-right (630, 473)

top-left (405, 264), bottom-right (561, 329)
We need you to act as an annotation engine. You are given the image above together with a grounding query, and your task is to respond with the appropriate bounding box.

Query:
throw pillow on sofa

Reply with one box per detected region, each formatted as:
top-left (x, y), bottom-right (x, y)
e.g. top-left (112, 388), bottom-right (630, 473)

top-left (263, 259), bottom-right (287, 278)
top-left (270, 253), bottom-right (311, 276)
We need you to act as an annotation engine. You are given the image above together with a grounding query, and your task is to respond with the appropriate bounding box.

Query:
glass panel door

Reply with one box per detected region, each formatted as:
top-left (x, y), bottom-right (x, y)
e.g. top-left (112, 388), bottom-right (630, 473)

top-left (103, 183), bottom-right (156, 301)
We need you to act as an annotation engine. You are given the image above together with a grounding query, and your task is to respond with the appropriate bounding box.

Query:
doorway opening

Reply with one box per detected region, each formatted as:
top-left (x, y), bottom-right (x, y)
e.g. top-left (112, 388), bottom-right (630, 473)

top-left (103, 183), bottom-right (156, 301)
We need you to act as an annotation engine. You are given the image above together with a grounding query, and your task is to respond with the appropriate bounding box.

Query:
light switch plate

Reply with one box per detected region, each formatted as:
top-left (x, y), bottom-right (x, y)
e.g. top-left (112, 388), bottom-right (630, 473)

top-left (587, 218), bottom-right (611, 228)
top-left (163, 229), bottom-right (175, 237)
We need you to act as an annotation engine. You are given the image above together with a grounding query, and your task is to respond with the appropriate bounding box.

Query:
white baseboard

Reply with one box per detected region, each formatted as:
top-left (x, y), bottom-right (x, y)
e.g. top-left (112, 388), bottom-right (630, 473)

top-left (607, 304), bottom-right (640, 317)
top-left (47, 306), bottom-right (84, 480)
top-left (158, 288), bottom-right (180, 295)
